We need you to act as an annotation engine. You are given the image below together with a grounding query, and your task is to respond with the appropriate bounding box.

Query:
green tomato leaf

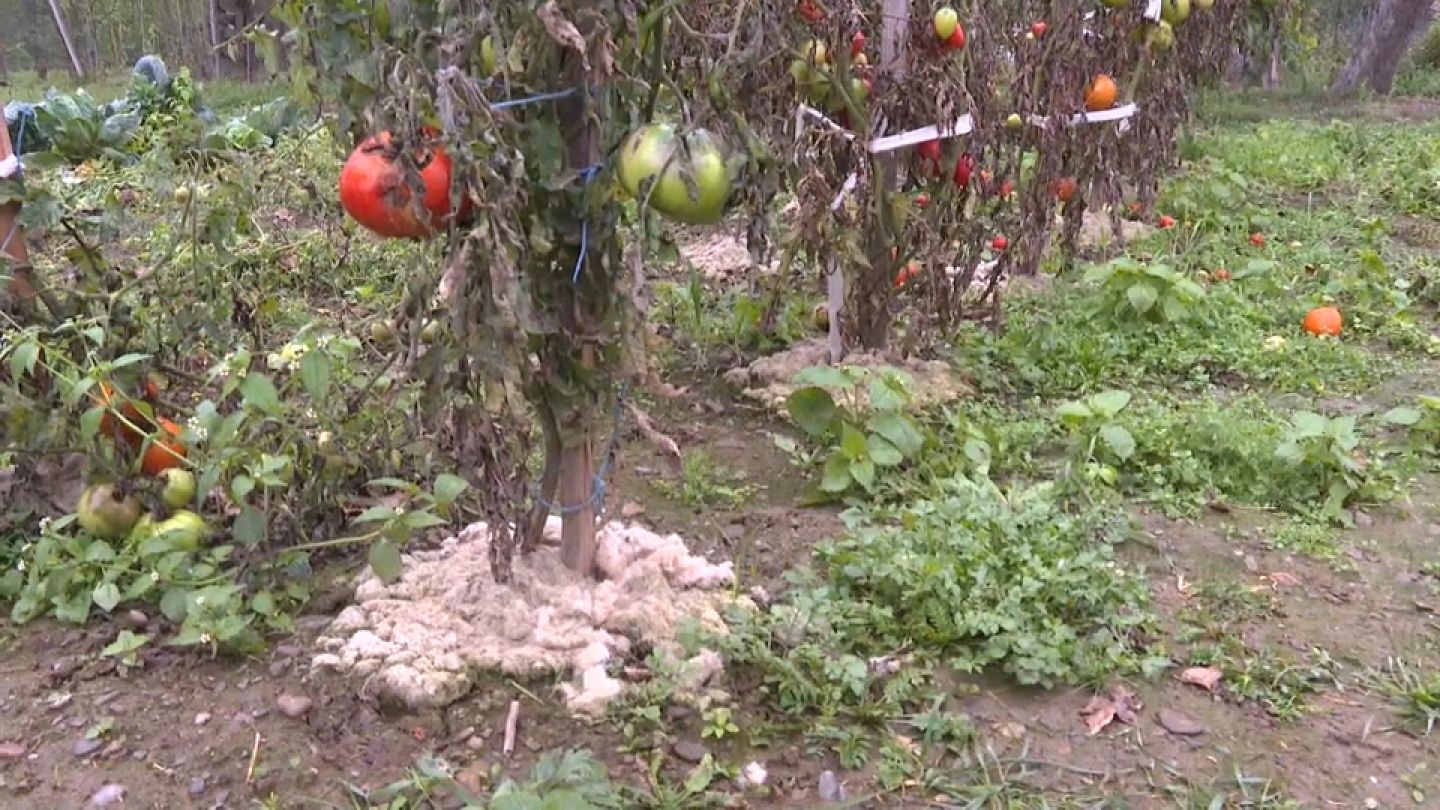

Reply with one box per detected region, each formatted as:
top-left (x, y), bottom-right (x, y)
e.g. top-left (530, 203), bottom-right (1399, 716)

top-left (432, 473), bottom-right (469, 508)
top-left (787, 386), bottom-right (838, 437)
top-left (1126, 281), bottom-right (1158, 314)
top-left (1089, 390), bottom-right (1132, 418)
top-left (1381, 407), bottom-right (1421, 426)
top-left (840, 422), bottom-right (868, 460)
top-left (867, 412), bottom-right (924, 457)
top-left (368, 539), bottom-right (403, 583)
top-left (850, 458), bottom-right (876, 491)
top-left (7, 341), bottom-right (39, 381)
top-left (820, 451), bottom-right (852, 493)
top-left (1100, 425), bottom-right (1136, 461)
top-left (298, 350), bottom-right (332, 401)
top-left (867, 435), bottom-right (904, 466)
top-left (239, 372), bottom-right (282, 416)
top-left (91, 582), bottom-right (122, 613)
top-left (232, 506), bottom-right (267, 548)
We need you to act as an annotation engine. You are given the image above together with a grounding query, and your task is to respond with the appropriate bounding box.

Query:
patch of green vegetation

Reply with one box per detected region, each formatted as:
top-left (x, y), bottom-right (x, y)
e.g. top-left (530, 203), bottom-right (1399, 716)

top-left (1187, 641), bottom-right (1339, 722)
top-left (1373, 659), bottom-right (1440, 737)
top-left (652, 451), bottom-right (757, 509)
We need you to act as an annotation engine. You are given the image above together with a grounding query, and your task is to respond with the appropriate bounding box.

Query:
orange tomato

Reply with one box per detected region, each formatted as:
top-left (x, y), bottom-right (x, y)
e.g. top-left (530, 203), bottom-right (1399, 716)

top-left (1052, 177), bottom-right (1078, 202)
top-left (339, 130), bottom-right (469, 239)
top-left (1084, 74), bottom-right (1118, 111)
top-left (141, 418), bottom-right (188, 477)
top-left (894, 261), bottom-right (921, 289)
top-left (1303, 306), bottom-right (1343, 337)
top-left (1213, 268), bottom-right (1231, 282)
top-left (92, 382), bottom-right (154, 448)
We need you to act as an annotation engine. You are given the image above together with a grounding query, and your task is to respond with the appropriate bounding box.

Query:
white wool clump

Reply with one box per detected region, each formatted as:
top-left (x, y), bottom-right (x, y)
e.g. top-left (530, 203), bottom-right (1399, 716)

top-left (723, 339), bottom-right (969, 414)
top-left (311, 517), bottom-right (743, 716)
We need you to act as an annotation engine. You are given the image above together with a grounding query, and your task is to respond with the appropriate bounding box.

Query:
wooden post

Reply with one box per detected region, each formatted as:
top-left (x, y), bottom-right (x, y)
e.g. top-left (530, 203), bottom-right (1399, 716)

top-left (854, 0), bottom-right (910, 351)
top-left (555, 4), bottom-right (601, 577)
top-left (46, 0), bottom-right (86, 78)
top-left (1, 100), bottom-right (36, 312)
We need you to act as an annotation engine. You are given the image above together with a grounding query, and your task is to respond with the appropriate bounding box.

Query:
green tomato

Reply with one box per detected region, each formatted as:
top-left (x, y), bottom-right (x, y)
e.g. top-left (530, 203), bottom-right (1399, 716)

top-left (77, 484), bottom-right (142, 540)
top-left (617, 124), bottom-right (732, 225)
top-left (154, 510), bottom-right (208, 552)
top-left (159, 468), bottom-right (197, 509)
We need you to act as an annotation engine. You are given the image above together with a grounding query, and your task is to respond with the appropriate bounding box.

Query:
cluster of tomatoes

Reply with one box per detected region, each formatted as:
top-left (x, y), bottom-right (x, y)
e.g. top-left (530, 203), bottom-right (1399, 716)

top-left (75, 377), bottom-right (206, 549)
top-left (92, 377), bottom-right (189, 477)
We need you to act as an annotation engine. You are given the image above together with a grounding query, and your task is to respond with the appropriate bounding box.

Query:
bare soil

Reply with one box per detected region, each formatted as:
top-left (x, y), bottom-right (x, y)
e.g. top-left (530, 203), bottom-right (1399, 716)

top-left (2, 386), bottom-right (1437, 807)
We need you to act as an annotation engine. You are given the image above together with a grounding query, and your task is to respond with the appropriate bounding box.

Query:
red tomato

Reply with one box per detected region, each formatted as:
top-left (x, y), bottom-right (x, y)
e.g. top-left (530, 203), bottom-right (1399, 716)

top-left (953, 154), bottom-right (975, 188)
top-left (1158, 215), bottom-right (1177, 229)
top-left (339, 131), bottom-right (468, 239)
top-left (1250, 232), bottom-right (1266, 247)
top-left (915, 193), bottom-right (930, 208)
top-left (917, 139), bottom-right (942, 163)
top-left (991, 235), bottom-right (1009, 251)
top-left (851, 31), bottom-right (866, 56)
top-left (797, 0), bottom-right (824, 23)
top-left (1031, 21), bottom-right (1048, 37)
top-left (945, 27), bottom-right (966, 50)
top-left (998, 179), bottom-right (1014, 198)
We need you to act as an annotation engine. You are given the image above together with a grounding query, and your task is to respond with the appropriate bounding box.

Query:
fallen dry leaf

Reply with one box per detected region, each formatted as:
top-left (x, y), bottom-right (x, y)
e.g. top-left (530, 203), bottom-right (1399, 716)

top-left (1175, 573), bottom-right (1193, 597)
top-left (1112, 685), bottom-right (1142, 725)
top-left (1079, 694), bottom-right (1117, 736)
top-left (1264, 571), bottom-right (1302, 589)
top-left (1080, 685), bottom-right (1144, 736)
top-left (629, 403), bottom-right (682, 461)
top-left (1179, 666), bottom-right (1223, 691)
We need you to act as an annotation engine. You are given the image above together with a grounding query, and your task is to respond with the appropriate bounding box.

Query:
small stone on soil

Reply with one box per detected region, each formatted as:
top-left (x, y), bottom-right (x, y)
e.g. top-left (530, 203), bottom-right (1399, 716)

top-left (194, 712), bottom-right (211, 725)
top-left (86, 784), bottom-right (126, 807)
top-left (276, 694), bottom-right (312, 718)
top-left (1158, 709), bottom-right (1206, 737)
top-left (818, 770), bottom-right (845, 802)
top-left (120, 610), bottom-right (148, 629)
top-left (621, 502), bottom-right (646, 519)
top-left (71, 738), bottom-right (103, 758)
top-left (189, 776), bottom-right (207, 796)
top-left (672, 740), bottom-right (708, 763)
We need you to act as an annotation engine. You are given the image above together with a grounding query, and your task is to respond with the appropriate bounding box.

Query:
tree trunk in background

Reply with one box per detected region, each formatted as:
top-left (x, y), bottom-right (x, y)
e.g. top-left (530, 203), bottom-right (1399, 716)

top-left (208, 0), bottom-right (222, 78)
top-left (1332, 0), bottom-right (1433, 95)
top-left (0, 35), bottom-right (9, 83)
top-left (47, 0), bottom-right (86, 77)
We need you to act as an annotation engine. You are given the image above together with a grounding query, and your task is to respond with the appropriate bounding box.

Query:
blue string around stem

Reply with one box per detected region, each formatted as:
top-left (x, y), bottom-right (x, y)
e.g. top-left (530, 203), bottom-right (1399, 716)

top-left (491, 87), bottom-right (580, 111)
top-left (572, 162), bottom-right (604, 283)
top-left (0, 115), bottom-right (26, 261)
top-left (533, 380), bottom-right (631, 516)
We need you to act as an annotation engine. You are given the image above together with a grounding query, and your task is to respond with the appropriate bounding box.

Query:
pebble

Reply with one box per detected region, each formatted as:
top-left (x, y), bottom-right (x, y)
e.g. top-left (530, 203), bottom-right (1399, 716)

top-left (276, 694), bottom-right (312, 718)
top-left (86, 784), bottom-right (126, 807)
top-left (818, 770), bottom-right (845, 802)
top-left (188, 776), bottom-right (207, 796)
top-left (1354, 510), bottom-right (1374, 528)
top-left (275, 644), bottom-right (302, 658)
top-left (194, 712), bottom-right (211, 726)
top-left (120, 610), bottom-right (148, 629)
top-left (671, 740), bottom-right (708, 763)
top-left (1158, 709), bottom-right (1207, 737)
top-left (72, 738), bottom-right (103, 758)
top-left (0, 742), bottom-right (25, 761)
top-left (268, 660), bottom-right (290, 678)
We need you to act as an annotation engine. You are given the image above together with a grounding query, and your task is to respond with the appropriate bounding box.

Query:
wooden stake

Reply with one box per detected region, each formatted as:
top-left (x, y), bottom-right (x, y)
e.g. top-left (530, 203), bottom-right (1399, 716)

top-left (0, 101), bottom-right (37, 313)
top-left (45, 0), bottom-right (86, 78)
top-left (555, 3), bottom-right (601, 578)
